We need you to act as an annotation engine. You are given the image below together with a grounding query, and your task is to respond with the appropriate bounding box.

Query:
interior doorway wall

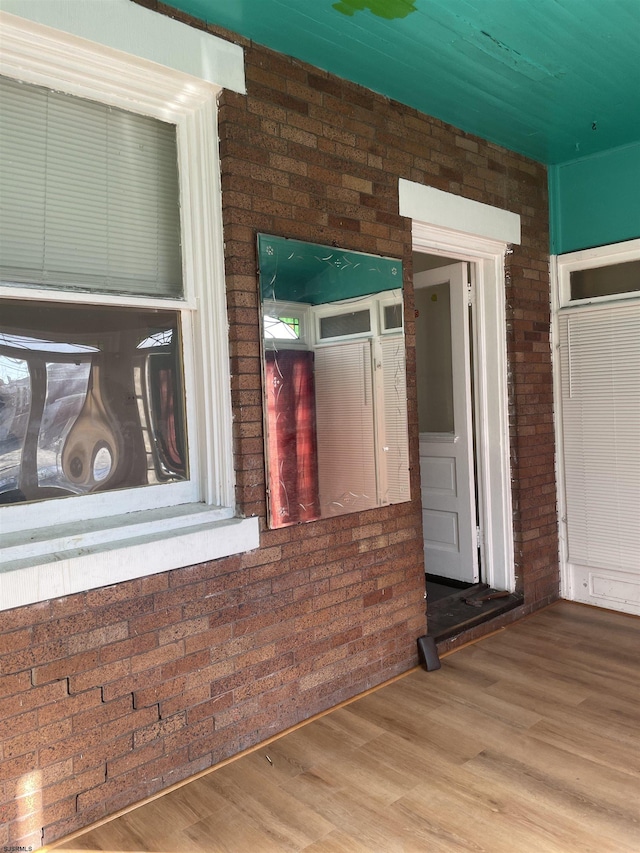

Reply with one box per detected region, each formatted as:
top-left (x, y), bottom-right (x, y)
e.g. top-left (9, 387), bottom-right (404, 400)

top-left (400, 179), bottom-right (520, 594)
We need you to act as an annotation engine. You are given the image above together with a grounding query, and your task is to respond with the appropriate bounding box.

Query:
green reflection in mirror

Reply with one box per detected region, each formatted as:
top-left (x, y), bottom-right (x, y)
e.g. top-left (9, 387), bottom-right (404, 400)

top-left (258, 234), bottom-right (410, 529)
top-left (258, 234), bottom-right (402, 305)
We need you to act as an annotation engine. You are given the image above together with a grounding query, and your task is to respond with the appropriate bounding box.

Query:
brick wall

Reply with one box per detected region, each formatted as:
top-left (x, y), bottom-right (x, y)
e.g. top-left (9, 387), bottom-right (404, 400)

top-left (0, 5), bottom-right (558, 848)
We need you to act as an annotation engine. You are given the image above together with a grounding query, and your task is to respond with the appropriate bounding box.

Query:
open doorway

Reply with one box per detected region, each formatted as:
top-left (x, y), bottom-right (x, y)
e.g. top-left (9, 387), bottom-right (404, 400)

top-left (414, 250), bottom-right (522, 640)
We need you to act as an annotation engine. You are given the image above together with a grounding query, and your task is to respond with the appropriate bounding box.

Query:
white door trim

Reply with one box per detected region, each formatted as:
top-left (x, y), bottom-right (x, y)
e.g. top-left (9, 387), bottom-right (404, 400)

top-left (399, 179), bottom-right (521, 244)
top-left (406, 196), bottom-right (517, 593)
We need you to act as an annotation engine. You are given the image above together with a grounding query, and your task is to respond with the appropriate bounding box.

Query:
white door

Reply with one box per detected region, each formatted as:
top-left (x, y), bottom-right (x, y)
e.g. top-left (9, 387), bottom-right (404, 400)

top-left (315, 340), bottom-right (378, 516)
top-left (415, 263), bottom-right (479, 583)
top-left (557, 303), bottom-right (640, 616)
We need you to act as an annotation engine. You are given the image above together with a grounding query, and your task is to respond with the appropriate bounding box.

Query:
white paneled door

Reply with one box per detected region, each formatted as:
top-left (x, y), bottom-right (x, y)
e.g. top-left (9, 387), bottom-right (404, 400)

top-left (415, 263), bottom-right (479, 583)
top-left (557, 302), bottom-right (640, 615)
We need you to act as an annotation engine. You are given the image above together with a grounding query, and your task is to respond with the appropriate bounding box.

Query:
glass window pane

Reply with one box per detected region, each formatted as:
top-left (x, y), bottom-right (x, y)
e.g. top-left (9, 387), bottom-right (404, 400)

top-left (37, 361), bottom-right (91, 491)
top-left (0, 355), bottom-right (30, 498)
top-left (570, 260), bottom-right (640, 301)
top-left (0, 300), bottom-right (188, 505)
top-left (263, 314), bottom-right (301, 340)
top-left (415, 283), bottom-right (454, 433)
top-left (319, 309), bottom-right (371, 339)
top-left (384, 303), bottom-right (403, 330)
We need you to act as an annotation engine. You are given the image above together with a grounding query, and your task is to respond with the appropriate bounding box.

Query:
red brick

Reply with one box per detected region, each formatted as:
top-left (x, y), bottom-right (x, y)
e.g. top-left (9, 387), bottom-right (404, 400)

top-left (133, 675), bottom-right (188, 710)
top-left (32, 650), bottom-right (99, 686)
top-left (4, 718), bottom-right (72, 760)
top-left (72, 695), bottom-right (133, 733)
top-left (99, 631), bottom-right (158, 664)
top-left (100, 705), bottom-right (160, 744)
top-left (0, 709), bottom-right (37, 741)
top-left (160, 685), bottom-right (211, 719)
top-left (73, 734), bottom-right (132, 775)
top-left (107, 740), bottom-right (164, 778)
top-left (0, 680), bottom-right (67, 724)
top-left (133, 711), bottom-right (187, 747)
top-left (42, 766), bottom-right (105, 807)
top-left (68, 659), bottom-right (131, 694)
top-left (0, 627), bottom-right (32, 654)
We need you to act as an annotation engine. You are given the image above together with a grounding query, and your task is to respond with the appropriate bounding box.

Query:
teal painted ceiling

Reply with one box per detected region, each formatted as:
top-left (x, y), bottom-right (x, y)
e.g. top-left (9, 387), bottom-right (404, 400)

top-left (165, 0), bottom-right (640, 165)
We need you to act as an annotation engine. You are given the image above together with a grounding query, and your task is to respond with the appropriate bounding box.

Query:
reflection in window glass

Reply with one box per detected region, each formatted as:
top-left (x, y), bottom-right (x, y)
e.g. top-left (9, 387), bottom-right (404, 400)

top-left (264, 315), bottom-right (301, 340)
top-left (0, 300), bottom-right (188, 505)
top-left (37, 361), bottom-right (91, 490)
top-left (0, 355), bottom-right (30, 498)
top-left (415, 283), bottom-right (454, 433)
top-left (319, 310), bottom-right (371, 339)
top-left (570, 260), bottom-right (640, 301)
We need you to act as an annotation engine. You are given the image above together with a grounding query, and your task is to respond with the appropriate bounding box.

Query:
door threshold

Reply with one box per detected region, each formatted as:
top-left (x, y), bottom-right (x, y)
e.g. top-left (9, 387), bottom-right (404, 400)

top-left (426, 582), bottom-right (523, 641)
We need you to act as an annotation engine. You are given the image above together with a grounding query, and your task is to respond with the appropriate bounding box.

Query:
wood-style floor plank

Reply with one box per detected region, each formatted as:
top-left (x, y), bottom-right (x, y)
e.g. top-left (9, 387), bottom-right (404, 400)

top-left (52, 602), bottom-right (640, 853)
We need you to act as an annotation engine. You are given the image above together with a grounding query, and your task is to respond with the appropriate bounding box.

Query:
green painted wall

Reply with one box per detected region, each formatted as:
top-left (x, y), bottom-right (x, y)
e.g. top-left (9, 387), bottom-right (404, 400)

top-left (549, 142), bottom-right (640, 255)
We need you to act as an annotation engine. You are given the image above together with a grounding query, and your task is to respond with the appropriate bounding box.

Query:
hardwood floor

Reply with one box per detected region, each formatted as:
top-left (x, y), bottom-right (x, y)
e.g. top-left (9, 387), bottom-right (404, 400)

top-left (51, 602), bottom-right (640, 853)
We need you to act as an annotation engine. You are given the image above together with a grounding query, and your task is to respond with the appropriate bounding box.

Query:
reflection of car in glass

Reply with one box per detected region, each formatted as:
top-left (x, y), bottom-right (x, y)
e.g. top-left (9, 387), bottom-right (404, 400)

top-left (0, 301), bottom-right (188, 506)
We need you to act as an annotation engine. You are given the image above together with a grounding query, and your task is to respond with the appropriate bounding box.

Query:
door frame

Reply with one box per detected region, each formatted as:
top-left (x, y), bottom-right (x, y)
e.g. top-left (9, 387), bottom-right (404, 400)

top-left (400, 180), bottom-right (519, 593)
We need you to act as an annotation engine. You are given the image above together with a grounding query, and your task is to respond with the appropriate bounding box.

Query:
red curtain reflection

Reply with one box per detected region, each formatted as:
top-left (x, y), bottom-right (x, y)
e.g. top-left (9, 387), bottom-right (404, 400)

top-left (156, 367), bottom-right (184, 472)
top-left (265, 350), bottom-right (320, 526)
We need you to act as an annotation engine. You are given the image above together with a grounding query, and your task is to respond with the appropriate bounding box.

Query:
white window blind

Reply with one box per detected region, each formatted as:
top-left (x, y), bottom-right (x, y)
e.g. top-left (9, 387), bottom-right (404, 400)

top-left (559, 304), bottom-right (640, 571)
top-left (0, 75), bottom-right (182, 297)
top-left (314, 341), bottom-right (377, 516)
top-left (380, 334), bottom-right (410, 504)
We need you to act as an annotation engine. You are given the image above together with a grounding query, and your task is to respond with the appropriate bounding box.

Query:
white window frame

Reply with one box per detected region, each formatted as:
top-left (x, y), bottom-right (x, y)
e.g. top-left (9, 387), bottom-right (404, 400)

top-left (0, 7), bottom-right (259, 611)
top-left (556, 237), bottom-right (640, 308)
top-left (552, 238), bottom-right (640, 609)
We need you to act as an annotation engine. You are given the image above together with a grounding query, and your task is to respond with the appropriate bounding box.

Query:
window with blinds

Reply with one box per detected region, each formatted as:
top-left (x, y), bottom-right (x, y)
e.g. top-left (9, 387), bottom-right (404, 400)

top-left (558, 303), bottom-right (640, 572)
top-left (0, 75), bottom-right (182, 297)
top-left (0, 75), bottom-right (189, 509)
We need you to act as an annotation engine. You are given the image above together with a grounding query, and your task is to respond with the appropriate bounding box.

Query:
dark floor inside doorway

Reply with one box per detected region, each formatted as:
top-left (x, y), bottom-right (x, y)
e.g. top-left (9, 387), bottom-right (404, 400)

top-left (426, 575), bottom-right (523, 642)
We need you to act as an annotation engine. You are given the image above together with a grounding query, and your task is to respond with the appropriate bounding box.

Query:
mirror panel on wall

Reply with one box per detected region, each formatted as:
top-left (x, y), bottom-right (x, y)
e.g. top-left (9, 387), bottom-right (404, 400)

top-left (258, 234), bottom-right (410, 529)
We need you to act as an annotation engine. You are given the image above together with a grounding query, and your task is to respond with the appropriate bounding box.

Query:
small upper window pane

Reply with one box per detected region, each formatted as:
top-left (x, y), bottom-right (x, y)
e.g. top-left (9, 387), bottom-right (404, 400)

top-left (384, 303), bottom-right (403, 331)
top-left (319, 310), bottom-right (371, 339)
top-left (263, 314), bottom-right (301, 340)
top-left (570, 260), bottom-right (640, 301)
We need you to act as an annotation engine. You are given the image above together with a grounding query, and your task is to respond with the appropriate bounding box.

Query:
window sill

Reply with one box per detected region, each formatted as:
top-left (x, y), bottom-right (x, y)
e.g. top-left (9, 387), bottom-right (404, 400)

top-left (0, 505), bottom-right (260, 611)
